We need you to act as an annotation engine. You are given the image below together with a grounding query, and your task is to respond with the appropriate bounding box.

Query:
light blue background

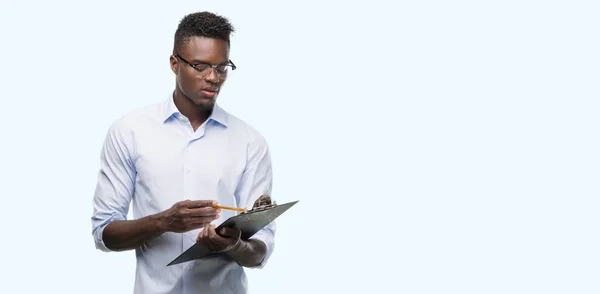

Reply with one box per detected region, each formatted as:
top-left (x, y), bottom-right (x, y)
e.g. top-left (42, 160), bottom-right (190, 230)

top-left (0, 1), bottom-right (598, 293)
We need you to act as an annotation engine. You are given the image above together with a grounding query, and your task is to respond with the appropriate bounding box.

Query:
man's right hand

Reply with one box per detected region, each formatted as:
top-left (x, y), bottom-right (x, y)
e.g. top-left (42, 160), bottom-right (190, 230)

top-left (156, 200), bottom-right (221, 233)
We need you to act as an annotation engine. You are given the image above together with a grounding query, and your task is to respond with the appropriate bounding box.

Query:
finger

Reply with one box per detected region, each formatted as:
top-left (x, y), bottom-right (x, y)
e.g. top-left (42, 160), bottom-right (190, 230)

top-left (207, 224), bottom-right (217, 239)
top-left (188, 214), bottom-right (219, 223)
top-left (188, 200), bottom-right (218, 208)
top-left (207, 224), bottom-right (229, 252)
top-left (219, 228), bottom-right (241, 239)
top-left (208, 225), bottom-right (226, 244)
top-left (187, 215), bottom-right (220, 226)
top-left (201, 224), bottom-right (210, 238)
top-left (196, 227), bottom-right (205, 242)
top-left (204, 224), bottom-right (224, 251)
top-left (216, 227), bottom-right (239, 251)
top-left (185, 206), bottom-right (220, 217)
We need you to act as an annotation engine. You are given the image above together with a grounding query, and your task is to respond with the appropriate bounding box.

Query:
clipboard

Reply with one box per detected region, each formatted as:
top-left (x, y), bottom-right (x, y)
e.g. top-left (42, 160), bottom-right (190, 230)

top-left (167, 200), bottom-right (299, 266)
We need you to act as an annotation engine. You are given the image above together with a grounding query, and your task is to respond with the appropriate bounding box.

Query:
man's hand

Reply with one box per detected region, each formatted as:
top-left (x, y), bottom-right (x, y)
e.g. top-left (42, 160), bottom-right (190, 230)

top-left (156, 200), bottom-right (221, 233)
top-left (196, 224), bottom-right (242, 253)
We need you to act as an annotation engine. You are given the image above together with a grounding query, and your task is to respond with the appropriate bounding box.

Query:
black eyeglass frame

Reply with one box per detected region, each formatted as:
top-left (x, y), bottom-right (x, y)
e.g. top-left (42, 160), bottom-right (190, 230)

top-left (174, 54), bottom-right (237, 76)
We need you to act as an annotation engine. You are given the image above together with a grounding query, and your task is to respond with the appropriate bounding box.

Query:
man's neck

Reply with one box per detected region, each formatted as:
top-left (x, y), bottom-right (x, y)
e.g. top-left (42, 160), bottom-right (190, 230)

top-left (173, 92), bottom-right (212, 130)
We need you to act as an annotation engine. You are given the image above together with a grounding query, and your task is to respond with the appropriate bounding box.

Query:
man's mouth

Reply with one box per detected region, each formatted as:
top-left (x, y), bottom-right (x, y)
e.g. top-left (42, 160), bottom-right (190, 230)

top-left (201, 88), bottom-right (218, 97)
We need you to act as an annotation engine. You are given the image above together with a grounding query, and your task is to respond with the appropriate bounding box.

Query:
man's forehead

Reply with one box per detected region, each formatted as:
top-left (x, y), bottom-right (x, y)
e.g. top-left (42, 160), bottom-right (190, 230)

top-left (179, 36), bottom-right (229, 61)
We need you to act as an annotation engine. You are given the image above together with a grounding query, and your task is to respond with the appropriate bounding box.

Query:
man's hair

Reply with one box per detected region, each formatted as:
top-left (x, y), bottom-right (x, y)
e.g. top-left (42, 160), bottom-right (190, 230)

top-left (173, 11), bottom-right (235, 54)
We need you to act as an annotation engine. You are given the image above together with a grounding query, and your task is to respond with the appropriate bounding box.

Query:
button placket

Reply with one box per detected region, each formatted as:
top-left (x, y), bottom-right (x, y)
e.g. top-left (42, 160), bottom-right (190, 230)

top-left (182, 140), bottom-right (199, 242)
top-left (182, 142), bottom-right (193, 197)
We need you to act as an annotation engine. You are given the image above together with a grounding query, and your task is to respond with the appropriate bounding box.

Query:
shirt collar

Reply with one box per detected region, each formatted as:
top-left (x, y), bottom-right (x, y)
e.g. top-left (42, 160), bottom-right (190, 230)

top-left (162, 94), bottom-right (228, 127)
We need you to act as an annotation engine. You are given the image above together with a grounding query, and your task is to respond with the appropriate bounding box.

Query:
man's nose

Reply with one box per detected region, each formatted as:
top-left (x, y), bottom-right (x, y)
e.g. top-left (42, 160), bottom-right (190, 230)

top-left (204, 68), bottom-right (220, 83)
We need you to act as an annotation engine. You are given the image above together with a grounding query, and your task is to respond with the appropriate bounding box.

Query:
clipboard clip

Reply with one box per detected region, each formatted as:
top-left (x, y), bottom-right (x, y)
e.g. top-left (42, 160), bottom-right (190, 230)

top-left (243, 194), bottom-right (277, 214)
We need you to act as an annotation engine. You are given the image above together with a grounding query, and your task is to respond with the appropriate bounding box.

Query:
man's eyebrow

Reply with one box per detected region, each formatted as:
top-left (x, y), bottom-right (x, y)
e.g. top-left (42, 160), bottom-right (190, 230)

top-left (188, 59), bottom-right (210, 64)
top-left (189, 59), bottom-right (229, 65)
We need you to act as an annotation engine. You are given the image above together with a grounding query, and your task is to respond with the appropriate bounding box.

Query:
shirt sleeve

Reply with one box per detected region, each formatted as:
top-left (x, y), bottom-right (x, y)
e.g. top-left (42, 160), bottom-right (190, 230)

top-left (90, 121), bottom-right (136, 252)
top-left (234, 133), bottom-right (275, 268)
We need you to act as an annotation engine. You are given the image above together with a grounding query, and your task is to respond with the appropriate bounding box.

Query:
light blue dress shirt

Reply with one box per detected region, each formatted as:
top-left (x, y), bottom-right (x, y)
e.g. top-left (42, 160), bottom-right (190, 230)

top-left (91, 95), bottom-right (276, 294)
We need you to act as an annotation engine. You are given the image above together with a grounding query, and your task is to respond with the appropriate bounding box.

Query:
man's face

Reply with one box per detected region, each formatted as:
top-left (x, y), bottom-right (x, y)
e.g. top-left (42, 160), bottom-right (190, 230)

top-left (171, 36), bottom-right (231, 109)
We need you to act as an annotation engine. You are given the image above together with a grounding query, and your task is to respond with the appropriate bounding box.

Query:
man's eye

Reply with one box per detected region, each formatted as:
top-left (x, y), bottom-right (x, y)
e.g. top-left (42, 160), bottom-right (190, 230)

top-left (216, 66), bottom-right (228, 73)
top-left (194, 64), bottom-right (210, 71)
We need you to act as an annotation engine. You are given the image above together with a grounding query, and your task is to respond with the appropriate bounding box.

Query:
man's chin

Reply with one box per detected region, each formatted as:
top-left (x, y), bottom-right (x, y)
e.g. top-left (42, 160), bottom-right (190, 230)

top-left (193, 97), bottom-right (216, 109)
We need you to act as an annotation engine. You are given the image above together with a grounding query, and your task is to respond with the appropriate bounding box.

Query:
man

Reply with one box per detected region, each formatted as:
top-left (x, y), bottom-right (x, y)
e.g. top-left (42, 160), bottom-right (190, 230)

top-left (91, 11), bottom-right (275, 294)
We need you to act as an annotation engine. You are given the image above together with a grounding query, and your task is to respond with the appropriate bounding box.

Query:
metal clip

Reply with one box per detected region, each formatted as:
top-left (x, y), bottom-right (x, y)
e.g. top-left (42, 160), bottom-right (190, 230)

top-left (246, 194), bottom-right (276, 213)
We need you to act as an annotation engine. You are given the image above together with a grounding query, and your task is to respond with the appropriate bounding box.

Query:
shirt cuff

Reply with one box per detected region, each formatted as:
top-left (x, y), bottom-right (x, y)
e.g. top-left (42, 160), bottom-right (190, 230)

top-left (92, 213), bottom-right (126, 252)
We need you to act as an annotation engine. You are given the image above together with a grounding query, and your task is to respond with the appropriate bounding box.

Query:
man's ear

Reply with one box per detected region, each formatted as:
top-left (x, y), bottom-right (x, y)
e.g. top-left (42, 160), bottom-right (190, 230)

top-left (169, 55), bottom-right (178, 74)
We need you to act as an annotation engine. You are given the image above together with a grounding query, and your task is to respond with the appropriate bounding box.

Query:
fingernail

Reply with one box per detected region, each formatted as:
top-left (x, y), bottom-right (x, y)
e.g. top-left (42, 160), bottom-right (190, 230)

top-left (216, 214), bottom-right (220, 218)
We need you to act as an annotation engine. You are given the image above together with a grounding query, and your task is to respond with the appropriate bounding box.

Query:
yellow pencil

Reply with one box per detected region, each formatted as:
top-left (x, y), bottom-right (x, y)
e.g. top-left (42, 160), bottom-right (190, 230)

top-left (213, 205), bottom-right (247, 213)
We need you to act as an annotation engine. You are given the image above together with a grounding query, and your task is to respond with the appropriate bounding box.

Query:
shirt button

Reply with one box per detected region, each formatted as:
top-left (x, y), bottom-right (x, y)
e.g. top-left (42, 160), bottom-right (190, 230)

top-left (186, 266), bottom-right (192, 271)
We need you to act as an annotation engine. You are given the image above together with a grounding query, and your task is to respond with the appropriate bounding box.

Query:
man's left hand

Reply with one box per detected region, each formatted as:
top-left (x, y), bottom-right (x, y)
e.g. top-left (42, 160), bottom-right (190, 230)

top-left (196, 224), bottom-right (242, 253)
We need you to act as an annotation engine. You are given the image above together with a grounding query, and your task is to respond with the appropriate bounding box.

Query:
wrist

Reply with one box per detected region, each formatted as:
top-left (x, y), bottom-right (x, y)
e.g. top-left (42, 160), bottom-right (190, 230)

top-left (149, 213), bottom-right (168, 234)
top-left (224, 239), bottom-right (267, 267)
top-left (223, 238), bottom-right (246, 255)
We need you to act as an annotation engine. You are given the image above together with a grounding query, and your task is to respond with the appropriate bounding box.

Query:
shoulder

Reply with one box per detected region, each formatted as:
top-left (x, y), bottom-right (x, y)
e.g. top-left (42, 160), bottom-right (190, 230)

top-left (107, 103), bottom-right (164, 145)
top-left (107, 101), bottom-right (165, 137)
top-left (223, 110), bottom-right (269, 148)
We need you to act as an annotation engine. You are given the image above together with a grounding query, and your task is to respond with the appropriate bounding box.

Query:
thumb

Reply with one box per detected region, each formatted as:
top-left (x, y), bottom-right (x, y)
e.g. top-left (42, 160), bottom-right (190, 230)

top-left (220, 227), bottom-right (241, 239)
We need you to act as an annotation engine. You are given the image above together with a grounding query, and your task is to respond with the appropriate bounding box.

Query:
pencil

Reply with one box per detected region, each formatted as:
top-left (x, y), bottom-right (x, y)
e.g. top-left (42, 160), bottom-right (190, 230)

top-left (213, 205), bottom-right (247, 213)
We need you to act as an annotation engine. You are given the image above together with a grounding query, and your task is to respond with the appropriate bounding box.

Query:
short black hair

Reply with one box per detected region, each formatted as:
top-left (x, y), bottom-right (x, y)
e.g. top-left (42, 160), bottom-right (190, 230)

top-left (173, 11), bottom-right (235, 54)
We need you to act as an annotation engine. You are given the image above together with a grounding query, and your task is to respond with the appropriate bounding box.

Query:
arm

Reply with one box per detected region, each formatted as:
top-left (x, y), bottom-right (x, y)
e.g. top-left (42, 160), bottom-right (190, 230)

top-left (194, 133), bottom-right (276, 266)
top-left (91, 122), bottom-right (144, 252)
top-left (197, 224), bottom-right (268, 267)
top-left (226, 238), bottom-right (268, 267)
top-left (91, 123), bottom-right (219, 252)
top-left (101, 204), bottom-right (219, 251)
top-left (227, 134), bottom-right (276, 267)
top-left (103, 200), bottom-right (219, 251)
top-left (100, 216), bottom-right (165, 252)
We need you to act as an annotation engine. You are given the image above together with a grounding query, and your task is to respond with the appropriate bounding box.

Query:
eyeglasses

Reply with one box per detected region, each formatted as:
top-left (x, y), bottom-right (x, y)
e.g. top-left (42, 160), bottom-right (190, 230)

top-left (174, 54), bottom-right (236, 78)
